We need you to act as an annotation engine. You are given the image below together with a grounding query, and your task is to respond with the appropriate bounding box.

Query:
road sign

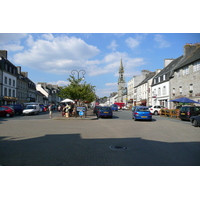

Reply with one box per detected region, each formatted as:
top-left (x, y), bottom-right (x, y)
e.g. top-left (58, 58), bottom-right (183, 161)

top-left (79, 111), bottom-right (84, 116)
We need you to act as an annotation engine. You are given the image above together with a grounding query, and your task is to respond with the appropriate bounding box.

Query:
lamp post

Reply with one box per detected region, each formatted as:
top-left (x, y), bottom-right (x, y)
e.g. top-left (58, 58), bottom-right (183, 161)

top-left (71, 69), bottom-right (86, 80)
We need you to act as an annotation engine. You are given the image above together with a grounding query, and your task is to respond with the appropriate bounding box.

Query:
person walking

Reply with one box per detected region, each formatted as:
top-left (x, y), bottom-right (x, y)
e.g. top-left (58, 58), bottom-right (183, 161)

top-left (63, 104), bottom-right (71, 117)
top-left (48, 104), bottom-right (53, 118)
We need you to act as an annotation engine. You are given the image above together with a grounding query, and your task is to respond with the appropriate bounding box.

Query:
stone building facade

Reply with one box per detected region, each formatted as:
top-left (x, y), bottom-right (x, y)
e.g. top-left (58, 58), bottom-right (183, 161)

top-left (170, 43), bottom-right (200, 107)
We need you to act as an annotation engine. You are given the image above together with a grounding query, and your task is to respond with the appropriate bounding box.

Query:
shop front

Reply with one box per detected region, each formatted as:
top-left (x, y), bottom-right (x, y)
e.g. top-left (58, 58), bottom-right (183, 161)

top-left (2, 96), bottom-right (18, 105)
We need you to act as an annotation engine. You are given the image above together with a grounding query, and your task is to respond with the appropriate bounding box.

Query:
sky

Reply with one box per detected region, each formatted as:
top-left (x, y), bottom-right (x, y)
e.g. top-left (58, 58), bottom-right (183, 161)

top-left (0, 33), bottom-right (199, 97)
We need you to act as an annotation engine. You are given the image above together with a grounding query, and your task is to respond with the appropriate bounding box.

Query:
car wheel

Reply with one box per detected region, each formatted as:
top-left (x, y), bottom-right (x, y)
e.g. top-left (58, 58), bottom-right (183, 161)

top-left (6, 113), bottom-right (11, 117)
top-left (192, 119), bottom-right (198, 127)
top-left (154, 111), bottom-right (158, 115)
top-left (134, 117), bottom-right (137, 121)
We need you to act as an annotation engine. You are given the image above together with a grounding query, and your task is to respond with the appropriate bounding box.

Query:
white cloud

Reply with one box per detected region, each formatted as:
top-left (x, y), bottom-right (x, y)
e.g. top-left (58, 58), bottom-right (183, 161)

top-left (125, 37), bottom-right (140, 49)
top-left (26, 34), bottom-right (34, 47)
top-left (42, 33), bottom-right (54, 40)
top-left (125, 34), bottom-right (147, 50)
top-left (105, 82), bottom-right (117, 87)
top-left (0, 33), bottom-right (27, 44)
top-left (0, 33), bottom-right (27, 52)
top-left (13, 35), bottom-right (101, 74)
top-left (107, 40), bottom-right (118, 51)
top-left (0, 43), bottom-right (24, 51)
top-left (47, 80), bottom-right (69, 86)
top-left (154, 34), bottom-right (170, 48)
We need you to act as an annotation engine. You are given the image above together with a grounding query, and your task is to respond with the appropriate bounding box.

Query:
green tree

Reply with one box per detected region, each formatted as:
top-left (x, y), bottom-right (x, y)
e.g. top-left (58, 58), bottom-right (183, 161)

top-left (58, 75), bottom-right (96, 105)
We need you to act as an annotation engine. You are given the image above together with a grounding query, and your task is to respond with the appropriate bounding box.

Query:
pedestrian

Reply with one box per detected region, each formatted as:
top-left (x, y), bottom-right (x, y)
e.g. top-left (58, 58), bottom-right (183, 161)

top-left (69, 103), bottom-right (73, 117)
top-left (48, 104), bottom-right (53, 118)
top-left (63, 104), bottom-right (71, 117)
top-left (58, 105), bottom-right (61, 112)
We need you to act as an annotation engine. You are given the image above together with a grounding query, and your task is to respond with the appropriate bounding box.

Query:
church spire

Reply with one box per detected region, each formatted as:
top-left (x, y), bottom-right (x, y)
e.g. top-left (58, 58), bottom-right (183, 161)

top-left (119, 58), bottom-right (124, 73)
top-left (118, 58), bottom-right (125, 83)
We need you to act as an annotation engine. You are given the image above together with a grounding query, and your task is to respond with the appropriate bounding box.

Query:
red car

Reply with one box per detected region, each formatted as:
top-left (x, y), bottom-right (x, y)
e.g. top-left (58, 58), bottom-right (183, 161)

top-left (0, 106), bottom-right (15, 117)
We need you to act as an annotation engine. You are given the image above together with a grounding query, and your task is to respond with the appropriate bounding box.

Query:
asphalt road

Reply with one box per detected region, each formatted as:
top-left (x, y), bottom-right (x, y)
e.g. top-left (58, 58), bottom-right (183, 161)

top-left (0, 110), bottom-right (200, 166)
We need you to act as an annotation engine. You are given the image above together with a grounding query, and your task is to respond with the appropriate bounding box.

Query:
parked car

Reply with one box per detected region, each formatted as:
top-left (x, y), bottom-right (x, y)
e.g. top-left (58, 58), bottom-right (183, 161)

top-left (190, 116), bottom-right (200, 127)
top-left (93, 106), bottom-right (102, 114)
top-left (0, 106), bottom-right (15, 117)
top-left (110, 104), bottom-right (118, 111)
top-left (149, 105), bottom-right (164, 115)
top-left (179, 106), bottom-right (200, 121)
top-left (23, 104), bottom-right (40, 115)
top-left (2, 104), bottom-right (23, 115)
top-left (132, 106), bottom-right (152, 121)
top-left (131, 106), bottom-right (137, 112)
top-left (97, 106), bottom-right (113, 118)
top-left (122, 105), bottom-right (128, 110)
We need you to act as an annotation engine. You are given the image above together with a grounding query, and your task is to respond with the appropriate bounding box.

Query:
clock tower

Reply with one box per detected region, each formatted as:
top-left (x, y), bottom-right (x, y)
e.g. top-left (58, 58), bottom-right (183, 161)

top-left (118, 58), bottom-right (125, 102)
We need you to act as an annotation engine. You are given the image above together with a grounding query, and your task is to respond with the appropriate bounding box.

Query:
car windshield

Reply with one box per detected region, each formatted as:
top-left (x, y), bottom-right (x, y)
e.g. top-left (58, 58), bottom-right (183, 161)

top-left (194, 107), bottom-right (200, 112)
top-left (25, 105), bottom-right (35, 109)
top-left (137, 107), bottom-right (149, 111)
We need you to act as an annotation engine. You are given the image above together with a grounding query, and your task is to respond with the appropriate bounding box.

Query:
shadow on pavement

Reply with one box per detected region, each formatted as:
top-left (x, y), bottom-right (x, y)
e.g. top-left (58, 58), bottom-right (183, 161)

top-left (0, 134), bottom-right (199, 166)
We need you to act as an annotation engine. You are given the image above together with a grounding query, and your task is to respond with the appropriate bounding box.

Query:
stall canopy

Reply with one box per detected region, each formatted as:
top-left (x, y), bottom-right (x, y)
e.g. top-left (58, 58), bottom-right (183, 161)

top-left (170, 97), bottom-right (200, 104)
top-left (61, 98), bottom-right (75, 103)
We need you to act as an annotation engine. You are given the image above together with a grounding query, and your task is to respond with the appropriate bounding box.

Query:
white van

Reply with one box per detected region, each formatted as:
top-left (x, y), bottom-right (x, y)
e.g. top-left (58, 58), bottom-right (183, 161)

top-left (23, 104), bottom-right (40, 115)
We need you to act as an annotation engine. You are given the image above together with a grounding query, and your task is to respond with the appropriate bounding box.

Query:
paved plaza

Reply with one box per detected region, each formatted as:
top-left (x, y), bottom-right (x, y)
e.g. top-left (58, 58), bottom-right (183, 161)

top-left (0, 110), bottom-right (200, 166)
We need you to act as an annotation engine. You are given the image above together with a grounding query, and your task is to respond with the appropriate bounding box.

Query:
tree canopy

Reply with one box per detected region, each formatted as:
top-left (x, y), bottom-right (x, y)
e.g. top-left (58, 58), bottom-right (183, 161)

top-left (58, 75), bottom-right (96, 104)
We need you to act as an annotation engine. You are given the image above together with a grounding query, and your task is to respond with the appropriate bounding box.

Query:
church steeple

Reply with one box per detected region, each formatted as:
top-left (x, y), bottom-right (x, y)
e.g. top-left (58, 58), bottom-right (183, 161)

top-left (118, 58), bottom-right (125, 83)
top-left (118, 58), bottom-right (125, 102)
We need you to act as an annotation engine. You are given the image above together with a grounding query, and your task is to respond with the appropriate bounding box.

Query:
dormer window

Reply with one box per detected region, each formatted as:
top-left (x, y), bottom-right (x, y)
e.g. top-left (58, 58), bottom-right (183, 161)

top-left (163, 74), bottom-right (166, 80)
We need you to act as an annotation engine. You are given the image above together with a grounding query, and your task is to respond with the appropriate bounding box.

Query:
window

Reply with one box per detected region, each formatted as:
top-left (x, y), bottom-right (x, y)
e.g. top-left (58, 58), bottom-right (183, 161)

top-left (4, 88), bottom-right (7, 96)
top-left (193, 61), bottom-right (200, 72)
top-left (4, 76), bottom-right (7, 84)
top-left (9, 78), bottom-right (11, 85)
top-left (163, 86), bottom-right (166, 95)
top-left (177, 70), bottom-right (180, 77)
top-left (179, 86), bottom-right (182, 94)
top-left (189, 84), bottom-right (193, 91)
top-left (13, 80), bottom-right (15, 87)
top-left (163, 74), bottom-right (166, 80)
top-left (183, 66), bottom-right (189, 76)
top-left (9, 89), bottom-right (11, 96)
top-left (158, 87), bottom-right (161, 96)
top-left (13, 90), bottom-right (15, 97)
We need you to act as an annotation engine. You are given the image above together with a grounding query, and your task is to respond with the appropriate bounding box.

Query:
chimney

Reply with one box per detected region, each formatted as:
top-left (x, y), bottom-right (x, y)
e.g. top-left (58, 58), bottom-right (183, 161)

top-left (184, 43), bottom-right (200, 57)
top-left (0, 50), bottom-right (7, 59)
top-left (22, 72), bottom-right (28, 78)
top-left (17, 66), bottom-right (21, 74)
top-left (164, 59), bottom-right (174, 67)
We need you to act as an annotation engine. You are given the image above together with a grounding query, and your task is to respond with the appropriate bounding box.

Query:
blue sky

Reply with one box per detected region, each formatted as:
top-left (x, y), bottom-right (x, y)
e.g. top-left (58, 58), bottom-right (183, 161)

top-left (0, 33), bottom-right (199, 97)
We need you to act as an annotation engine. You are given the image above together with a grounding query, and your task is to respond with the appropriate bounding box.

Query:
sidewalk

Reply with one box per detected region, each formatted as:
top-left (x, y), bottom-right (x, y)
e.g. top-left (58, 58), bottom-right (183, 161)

top-left (53, 109), bottom-right (98, 120)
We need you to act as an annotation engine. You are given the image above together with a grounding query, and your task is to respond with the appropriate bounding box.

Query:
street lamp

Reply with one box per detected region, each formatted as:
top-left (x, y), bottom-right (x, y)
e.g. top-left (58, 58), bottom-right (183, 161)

top-left (71, 69), bottom-right (86, 80)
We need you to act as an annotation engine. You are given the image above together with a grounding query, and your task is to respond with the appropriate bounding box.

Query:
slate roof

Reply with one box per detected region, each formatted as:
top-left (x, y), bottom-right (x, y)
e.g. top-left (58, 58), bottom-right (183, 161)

top-left (173, 46), bottom-right (200, 71)
top-left (135, 72), bottom-right (156, 87)
top-left (154, 56), bottom-right (183, 78)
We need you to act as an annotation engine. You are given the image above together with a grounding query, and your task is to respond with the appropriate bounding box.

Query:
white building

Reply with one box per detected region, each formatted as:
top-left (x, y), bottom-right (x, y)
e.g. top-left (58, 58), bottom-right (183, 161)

top-left (151, 58), bottom-right (181, 108)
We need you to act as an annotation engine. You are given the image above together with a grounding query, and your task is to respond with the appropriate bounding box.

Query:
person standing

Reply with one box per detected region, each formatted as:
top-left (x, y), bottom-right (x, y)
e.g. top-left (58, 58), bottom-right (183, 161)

top-left (48, 104), bottom-right (53, 118)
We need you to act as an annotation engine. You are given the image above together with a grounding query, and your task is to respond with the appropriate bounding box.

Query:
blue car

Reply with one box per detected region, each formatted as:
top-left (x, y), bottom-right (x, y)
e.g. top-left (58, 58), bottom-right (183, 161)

top-left (110, 104), bottom-right (118, 111)
top-left (97, 106), bottom-right (113, 118)
top-left (132, 106), bottom-right (152, 121)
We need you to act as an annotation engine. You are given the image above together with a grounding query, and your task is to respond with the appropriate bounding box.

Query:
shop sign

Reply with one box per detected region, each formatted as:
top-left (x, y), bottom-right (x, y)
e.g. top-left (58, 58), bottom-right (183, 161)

top-left (3, 96), bottom-right (18, 101)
